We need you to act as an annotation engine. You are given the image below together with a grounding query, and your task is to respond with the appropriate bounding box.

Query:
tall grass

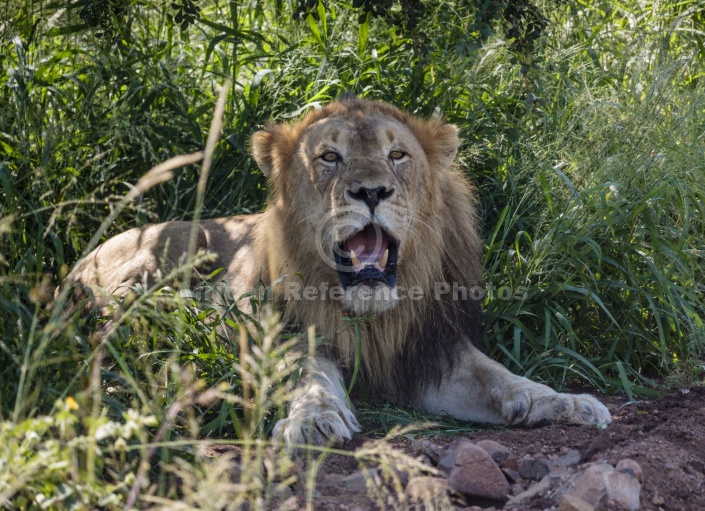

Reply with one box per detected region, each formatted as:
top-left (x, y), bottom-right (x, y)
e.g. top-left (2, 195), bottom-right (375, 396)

top-left (478, 59), bottom-right (705, 394)
top-left (1, 0), bottom-right (704, 507)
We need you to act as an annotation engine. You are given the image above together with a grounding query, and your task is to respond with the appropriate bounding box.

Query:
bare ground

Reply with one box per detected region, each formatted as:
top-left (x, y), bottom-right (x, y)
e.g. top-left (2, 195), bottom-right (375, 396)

top-left (315, 385), bottom-right (705, 510)
top-left (203, 385), bottom-right (705, 509)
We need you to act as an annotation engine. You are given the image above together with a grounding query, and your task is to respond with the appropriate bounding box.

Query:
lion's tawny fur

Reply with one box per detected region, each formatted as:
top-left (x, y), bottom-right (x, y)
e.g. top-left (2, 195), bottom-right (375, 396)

top-left (251, 97), bottom-right (484, 401)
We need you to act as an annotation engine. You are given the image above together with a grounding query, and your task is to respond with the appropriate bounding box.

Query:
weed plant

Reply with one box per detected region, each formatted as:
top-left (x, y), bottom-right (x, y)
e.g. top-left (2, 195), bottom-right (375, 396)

top-left (1, 0), bottom-right (704, 508)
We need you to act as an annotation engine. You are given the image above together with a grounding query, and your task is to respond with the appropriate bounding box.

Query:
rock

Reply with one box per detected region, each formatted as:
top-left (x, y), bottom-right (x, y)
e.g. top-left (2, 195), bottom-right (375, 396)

top-left (567, 463), bottom-right (612, 509)
top-left (506, 474), bottom-right (556, 506)
top-left (416, 453), bottom-right (432, 466)
top-left (416, 440), bottom-right (446, 465)
top-left (437, 442), bottom-right (461, 474)
top-left (519, 455), bottom-right (551, 481)
top-left (340, 468), bottom-right (378, 493)
top-left (476, 439), bottom-right (515, 468)
top-left (604, 470), bottom-right (641, 510)
top-left (502, 456), bottom-right (518, 470)
top-left (651, 493), bottom-right (664, 506)
top-left (559, 493), bottom-right (597, 511)
top-left (552, 449), bottom-right (582, 470)
top-left (437, 453), bottom-right (456, 474)
top-left (272, 484), bottom-right (294, 501)
top-left (390, 466), bottom-right (411, 489)
top-left (447, 442), bottom-right (510, 501)
top-left (317, 473), bottom-right (344, 487)
top-left (564, 461), bottom-right (641, 511)
top-left (511, 483), bottom-right (525, 496)
top-left (501, 467), bottom-right (521, 484)
top-left (616, 459), bottom-right (643, 484)
top-left (405, 476), bottom-right (452, 504)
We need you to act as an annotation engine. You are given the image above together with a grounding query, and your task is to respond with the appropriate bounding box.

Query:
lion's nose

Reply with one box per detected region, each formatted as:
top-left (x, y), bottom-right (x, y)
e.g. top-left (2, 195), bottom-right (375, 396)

top-left (348, 186), bottom-right (394, 214)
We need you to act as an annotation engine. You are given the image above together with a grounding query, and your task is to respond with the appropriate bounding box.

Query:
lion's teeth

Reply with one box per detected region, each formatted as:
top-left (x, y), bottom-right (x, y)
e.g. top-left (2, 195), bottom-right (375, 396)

top-left (379, 248), bottom-right (389, 270)
top-left (351, 250), bottom-right (361, 270)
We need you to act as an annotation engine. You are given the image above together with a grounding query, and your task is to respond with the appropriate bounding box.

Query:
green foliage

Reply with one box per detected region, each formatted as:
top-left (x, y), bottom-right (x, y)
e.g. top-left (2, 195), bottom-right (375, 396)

top-left (1, 0), bottom-right (705, 507)
top-left (1, 400), bottom-right (157, 509)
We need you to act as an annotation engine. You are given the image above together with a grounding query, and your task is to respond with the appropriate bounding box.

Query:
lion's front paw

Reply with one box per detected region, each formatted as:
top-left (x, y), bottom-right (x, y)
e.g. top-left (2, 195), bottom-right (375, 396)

top-left (272, 396), bottom-right (361, 448)
top-left (502, 386), bottom-right (611, 428)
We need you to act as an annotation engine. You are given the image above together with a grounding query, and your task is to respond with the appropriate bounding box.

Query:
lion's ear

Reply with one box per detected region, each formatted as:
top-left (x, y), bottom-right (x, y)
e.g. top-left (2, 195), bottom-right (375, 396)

top-left (429, 122), bottom-right (460, 170)
top-left (250, 130), bottom-right (275, 177)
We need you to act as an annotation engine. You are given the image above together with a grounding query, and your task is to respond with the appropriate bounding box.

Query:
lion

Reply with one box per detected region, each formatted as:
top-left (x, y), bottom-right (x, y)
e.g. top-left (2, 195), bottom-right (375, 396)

top-left (64, 96), bottom-right (611, 446)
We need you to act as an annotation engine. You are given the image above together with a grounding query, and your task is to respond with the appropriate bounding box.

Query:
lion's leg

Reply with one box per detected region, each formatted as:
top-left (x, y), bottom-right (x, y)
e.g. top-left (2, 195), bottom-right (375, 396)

top-left (273, 357), bottom-right (361, 447)
top-left (415, 343), bottom-right (611, 427)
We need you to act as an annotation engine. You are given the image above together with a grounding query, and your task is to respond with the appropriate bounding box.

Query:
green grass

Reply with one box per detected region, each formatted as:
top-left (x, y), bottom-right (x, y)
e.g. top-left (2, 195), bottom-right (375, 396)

top-left (1, 0), bottom-right (705, 508)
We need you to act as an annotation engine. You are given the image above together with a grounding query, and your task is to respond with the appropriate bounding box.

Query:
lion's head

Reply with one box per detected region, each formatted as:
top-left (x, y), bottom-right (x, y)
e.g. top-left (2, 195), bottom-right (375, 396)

top-left (252, 96), bottom-right (470, 313)
top-left (251, 97), bottom-right (483, 399)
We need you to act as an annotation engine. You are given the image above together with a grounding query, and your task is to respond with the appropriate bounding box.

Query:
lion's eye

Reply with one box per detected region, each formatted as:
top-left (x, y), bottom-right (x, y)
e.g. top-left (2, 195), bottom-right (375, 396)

top-left (321, 151), bottom-right (339, 162)
top-left (389, 150), bottom-right (406, 160)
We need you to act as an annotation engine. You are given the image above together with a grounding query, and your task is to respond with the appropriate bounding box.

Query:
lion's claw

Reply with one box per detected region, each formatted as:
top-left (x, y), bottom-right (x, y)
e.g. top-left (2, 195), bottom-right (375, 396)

top-left (273, 397), bottom-right (361, 448)
top-left (503, 386), bottom-right (611, 428)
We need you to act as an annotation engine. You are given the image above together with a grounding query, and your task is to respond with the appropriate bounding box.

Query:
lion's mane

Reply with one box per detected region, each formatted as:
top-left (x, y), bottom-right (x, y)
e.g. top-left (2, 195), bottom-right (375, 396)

top-left (253, 97), bottom-right (485, 403)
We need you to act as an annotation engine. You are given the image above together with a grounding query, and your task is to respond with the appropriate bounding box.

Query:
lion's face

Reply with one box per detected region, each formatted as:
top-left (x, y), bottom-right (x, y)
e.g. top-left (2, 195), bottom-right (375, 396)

top-left (297, 114), bottom-right (428, 313)
top-left (252, 99), bottom-right (459, 314)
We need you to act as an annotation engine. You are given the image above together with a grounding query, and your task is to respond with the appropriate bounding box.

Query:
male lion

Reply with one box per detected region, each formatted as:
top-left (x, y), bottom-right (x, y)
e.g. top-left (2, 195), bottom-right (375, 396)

top-left (65, 96), bottom-right (611, 446)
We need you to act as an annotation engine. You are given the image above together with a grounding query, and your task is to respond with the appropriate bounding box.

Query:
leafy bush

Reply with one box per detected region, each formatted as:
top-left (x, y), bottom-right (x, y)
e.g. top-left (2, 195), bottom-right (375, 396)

top-left (1, 0), bottom-right (704, 507)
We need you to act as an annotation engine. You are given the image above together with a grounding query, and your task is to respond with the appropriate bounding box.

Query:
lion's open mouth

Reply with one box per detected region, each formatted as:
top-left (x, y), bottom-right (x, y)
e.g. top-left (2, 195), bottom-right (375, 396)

top-left (335, 224), bottom-right (399, 289)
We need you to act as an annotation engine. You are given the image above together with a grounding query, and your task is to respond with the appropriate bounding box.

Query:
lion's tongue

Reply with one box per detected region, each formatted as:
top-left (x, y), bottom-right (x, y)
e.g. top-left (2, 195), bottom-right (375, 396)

top-left (344, 225), bottom-right (389, 268)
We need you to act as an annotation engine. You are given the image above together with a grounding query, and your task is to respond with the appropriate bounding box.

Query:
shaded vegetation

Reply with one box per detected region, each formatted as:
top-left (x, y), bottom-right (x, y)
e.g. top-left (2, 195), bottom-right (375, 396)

top-left (1, 0), bottom-right (704, 507)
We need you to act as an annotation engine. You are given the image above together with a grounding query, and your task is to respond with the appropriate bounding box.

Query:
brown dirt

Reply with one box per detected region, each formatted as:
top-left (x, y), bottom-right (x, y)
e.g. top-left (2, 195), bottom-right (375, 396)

top-left (316, 385), bottom-right (705, 510)
top-left (202, 385), bottom-right (705, 509)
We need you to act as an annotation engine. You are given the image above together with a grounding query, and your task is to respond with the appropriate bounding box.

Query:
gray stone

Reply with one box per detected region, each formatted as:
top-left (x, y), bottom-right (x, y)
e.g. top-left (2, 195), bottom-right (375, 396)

top-left (416, 440), bottom-right (447, 465)
top-left (502, 455), bottom-right (519, 470)
top-left (390, 466), bottom-right (411, 490)
top-left (317, 473), bottom-right (344, 487)
top-left (501, 467), bottom-right (521, 484)
top-left (506, 474), bottom-right (555, 506)
top-left (273, 485), bottom-right (294, 501)
top-left (564, 461), bottom-right (641, 511)
top-left (605, 470), bottom-right (641, 510)
top-left (511, 483), bottom-right (525, 496)
top-left (437, 449), bottom-right (457, 474)
top-left (565, 463), bottom-right (612, 510)
top-left (552, 449), bottom-right (582, 470)
top-left (616, 459), bottom-right (644, 484)
top-left (447, 442), bottom-right (510, 501)
top-left (559, 493), bottom-right (596, 511)
top-left (340, 468), bottom-right (378, 493)
top-left (454, 441), bottom-right (488, 466)
top-left (476, 439), bottom-right (515, 468)
top-left (437, 441), bottom-right (468, 474)
top-left (519, 455), bottom-right (551, 481)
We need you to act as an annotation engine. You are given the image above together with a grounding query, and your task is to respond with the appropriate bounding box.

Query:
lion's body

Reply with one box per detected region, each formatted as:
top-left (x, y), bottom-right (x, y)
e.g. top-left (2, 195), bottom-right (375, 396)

top-left (66, 215), bottom-right (262, 310)
top-left (66, 97), bottom-right (611, 445)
